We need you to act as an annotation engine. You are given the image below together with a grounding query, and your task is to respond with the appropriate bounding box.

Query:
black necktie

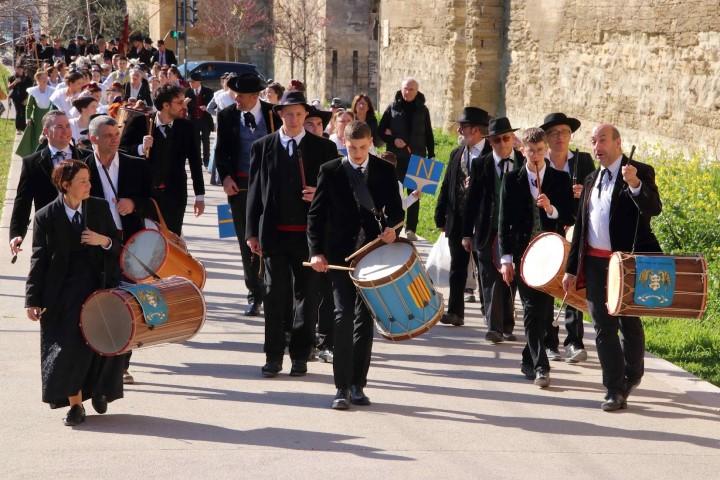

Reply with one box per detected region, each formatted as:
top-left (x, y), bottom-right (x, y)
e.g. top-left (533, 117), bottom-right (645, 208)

top-left (287, 139), bottom-right (297, 158)
top-left (72, 211), bottom-right (83, 233)
top-left (531, 178), bottom-right (538, 188)
top-left (499, 158), bottom-right (511, 178)
top-left (244, 112), bottom-right (257, 130)
top-left (356, 166), bottom-right (365, 176)
top-left (52, 150), bottom-right (66, 165)
top-left (158, 124), bottom-right (169, 137)
top-left (597, 169), bottom-right (612, 198)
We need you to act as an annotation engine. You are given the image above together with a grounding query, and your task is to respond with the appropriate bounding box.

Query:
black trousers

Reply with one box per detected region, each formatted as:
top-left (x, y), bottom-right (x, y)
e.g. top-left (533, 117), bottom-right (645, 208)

top-left (12, 98), bottom-right (26, 131)
top-left (315, 274), bottom-right (335, 350)
top-left (192, 120), bottom-right (212, 166)
top-left (328, 270), bottom-right (373, 390)
top-left (545, 305), bottom-right (585, 350)
top-left (447, 234), bottom-right (470, 317)
top-left (584, 255), bottom-right (645, 396)
top-left (405, 188), bottom-right (419, 232)
top-left (262, 239), bottom-right (318, 363)
top-left (477, 246), bottom-right (515, 334)
top-left (151, 190), bottom-right (186, 236)
top-left (228, 190), bottom-right (264, 304)
top-left (516, 260), bottom-right (555, 372)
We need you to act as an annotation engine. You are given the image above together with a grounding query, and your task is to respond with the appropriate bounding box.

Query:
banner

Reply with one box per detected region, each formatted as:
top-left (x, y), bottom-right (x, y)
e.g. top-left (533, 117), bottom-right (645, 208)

top-left (402, 155), bottom-right (444, 195)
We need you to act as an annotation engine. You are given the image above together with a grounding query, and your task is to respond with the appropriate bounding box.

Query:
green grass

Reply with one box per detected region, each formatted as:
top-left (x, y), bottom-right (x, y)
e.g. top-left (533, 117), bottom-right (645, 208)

top-left (417, 129), bottom-right (457, 243)
top-left (0, 118), bottom-right (13, 218)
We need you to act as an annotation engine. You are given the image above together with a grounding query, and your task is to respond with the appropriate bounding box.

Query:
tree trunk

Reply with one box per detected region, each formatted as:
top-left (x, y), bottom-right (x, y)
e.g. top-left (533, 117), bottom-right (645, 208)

top-left (290, 52), bottom-right (295, 79)
top-left (224, 39), bottom-right (230, 62)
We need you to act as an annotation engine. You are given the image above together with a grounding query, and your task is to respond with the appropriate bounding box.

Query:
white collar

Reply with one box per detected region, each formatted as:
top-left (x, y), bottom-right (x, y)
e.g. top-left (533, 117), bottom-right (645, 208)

top-left (492, 149), bottom-right (513, 166)
top-left (526, 162), bottom-right (547, 181)
top-left (603, 155), bottom-right (623, 178)
top-left (467, 138), bottom-right (485, 156)
top-left (94, 151), bottom-right (119, 170)
top-left (245, 98), bottom-right (262, 117)
top-left (279, 127), bottom-right (306, 145)
top-left (48, 144), bottom-right (72, 158)
top-left (348, 156), bottom-right (370, 171)
top-left (63, 199), bottom-right (82, 219)
top-left (155, 112), bottom-right (174, 128)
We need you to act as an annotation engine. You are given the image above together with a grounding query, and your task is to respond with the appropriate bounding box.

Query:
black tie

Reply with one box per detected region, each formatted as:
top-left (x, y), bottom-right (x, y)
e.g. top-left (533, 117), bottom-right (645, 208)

top-left (287, 139), bottom-right (297, 158)
top-left (499, 158), bottom-right (511, 179)
top-left (52, 150), bottom-right (66, 165)
top-left (531, 178), bottom-right (538, 188)
top-left (244, 111), bottom-right (257, 130)
top-left (158, 124), bottom-right (169, 137)
top-left (597, 169), bottom-right (612, 198)
top-left (356, 166), bottom-right (364, 176)
top-left (72, 211), bottom-right (83, 233)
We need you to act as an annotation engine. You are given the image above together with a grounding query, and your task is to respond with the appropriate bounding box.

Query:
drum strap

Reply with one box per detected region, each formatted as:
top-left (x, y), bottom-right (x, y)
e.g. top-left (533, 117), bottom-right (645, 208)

top-left (342, 158), bottom-right (383, 230)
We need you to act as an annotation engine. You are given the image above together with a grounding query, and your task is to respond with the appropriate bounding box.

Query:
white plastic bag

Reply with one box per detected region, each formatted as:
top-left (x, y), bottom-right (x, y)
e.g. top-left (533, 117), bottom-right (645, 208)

top-left (425, 232), bottom-right (451, 288)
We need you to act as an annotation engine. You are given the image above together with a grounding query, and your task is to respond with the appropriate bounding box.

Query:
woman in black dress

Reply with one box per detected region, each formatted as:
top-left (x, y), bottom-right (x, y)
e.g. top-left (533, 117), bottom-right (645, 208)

top-left (25, 160), bottom-right (124, 426)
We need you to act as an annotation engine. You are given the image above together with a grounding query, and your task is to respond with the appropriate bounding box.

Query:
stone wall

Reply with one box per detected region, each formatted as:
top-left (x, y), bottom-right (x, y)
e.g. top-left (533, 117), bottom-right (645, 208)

top-left (503, 0), bottom-right (720, 159)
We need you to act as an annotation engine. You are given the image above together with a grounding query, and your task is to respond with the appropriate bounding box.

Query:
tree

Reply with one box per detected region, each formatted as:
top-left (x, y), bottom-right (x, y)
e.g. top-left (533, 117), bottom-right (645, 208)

top-left (273, 0), bottom-right (327, 84)
top-left (193, 0), bottom-right (270, 62)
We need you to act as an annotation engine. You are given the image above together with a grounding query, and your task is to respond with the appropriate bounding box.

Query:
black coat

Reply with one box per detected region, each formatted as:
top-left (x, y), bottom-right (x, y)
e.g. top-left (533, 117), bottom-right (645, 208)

top-left (151, 49), bottom-right (178, 66)
top-left (498, 163), bottom-right (573, 261)
top-left (10, 145), bottom-right (82, 240)
top-left (123, 79), bottom-right (153, 105)
top-left (463, 149), bottom-right (526, 250)
top-left (435, 141), bottom-right (493, 240)
top-left (185, 86), bottom-right (215, 131)
top-left (308, 155), bottom-right (405, 264)
top-left (566, 155), bottom-right (663, 283)
top-left (246, 131), bottom-right (339, 252)
top-left (85, 152), bottom-right (153, 238)
top-left (214, 101), bottom-right (280, 183)
top-left (25, 195), bottom-right (121, 311)
top-left (119, 115), bottom-right (205, 202)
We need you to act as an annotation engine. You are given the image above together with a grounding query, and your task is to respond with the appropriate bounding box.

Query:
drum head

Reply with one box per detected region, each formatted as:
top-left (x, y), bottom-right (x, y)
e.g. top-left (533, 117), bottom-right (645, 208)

top-left (353, 242), bottom-right (415, 282)
top-left (521, 233), bottom-right (565, 288)
top-left (81, 291), bottom-right (134, 355)
top-left (122, 230), bottom-right (167, 280)
top-left (606, 253), bottom-right (623, 315)
top-left (143, 219), bottom-right (160, 231)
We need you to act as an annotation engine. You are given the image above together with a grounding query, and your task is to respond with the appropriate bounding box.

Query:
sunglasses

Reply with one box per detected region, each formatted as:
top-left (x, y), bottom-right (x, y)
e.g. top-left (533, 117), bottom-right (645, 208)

top-left (490, 134), bottom-right (514, 144)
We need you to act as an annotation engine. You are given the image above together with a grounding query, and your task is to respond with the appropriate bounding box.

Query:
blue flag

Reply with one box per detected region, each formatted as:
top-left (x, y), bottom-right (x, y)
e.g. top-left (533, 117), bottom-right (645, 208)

top-left (217, 204), bottom-right (236, 238)
top-left (634, 256), bottom-right (676, 308)
top-left (403, 154), bottom-right (444, 195)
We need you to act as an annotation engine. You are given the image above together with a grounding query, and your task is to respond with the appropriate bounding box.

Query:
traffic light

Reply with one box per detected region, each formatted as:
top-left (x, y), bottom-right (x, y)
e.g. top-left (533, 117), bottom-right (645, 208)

top-left (170, 30), bottom-right (185, 40)
top-left (189, 0), bottom-right (199, 27)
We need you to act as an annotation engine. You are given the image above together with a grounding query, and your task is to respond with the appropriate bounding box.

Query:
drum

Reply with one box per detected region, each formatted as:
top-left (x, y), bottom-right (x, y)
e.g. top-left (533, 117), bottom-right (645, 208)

top-left (116, 106), bottom-right (149, 138)
top-left (607, 252), bottom-right (708, 319)
top-left (80, 276), bottom-right (206, 356)
top-left (520, 232), bottom-right (588, 311)
top-left (565, 225), bottom-right (575, 243)
top-left (121, 228), bottom-right (206, 289)
top-left (351, 241), bottom-right (444, 341)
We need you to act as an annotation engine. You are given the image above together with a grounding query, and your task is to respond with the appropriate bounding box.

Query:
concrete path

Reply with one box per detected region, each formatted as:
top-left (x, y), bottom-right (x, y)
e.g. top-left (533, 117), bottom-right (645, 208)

top-left (0, 140), bottom-right (718, 479)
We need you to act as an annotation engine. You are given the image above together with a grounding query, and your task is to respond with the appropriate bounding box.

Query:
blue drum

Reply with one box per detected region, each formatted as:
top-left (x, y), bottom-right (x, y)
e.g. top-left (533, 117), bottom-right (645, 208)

top-left (351, 240), bottom-right (444, 341)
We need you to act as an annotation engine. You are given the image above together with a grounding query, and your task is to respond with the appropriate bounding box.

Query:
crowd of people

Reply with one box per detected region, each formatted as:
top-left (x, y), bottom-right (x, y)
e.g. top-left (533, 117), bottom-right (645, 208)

top-left (6, 31), bottom-right (662, 423)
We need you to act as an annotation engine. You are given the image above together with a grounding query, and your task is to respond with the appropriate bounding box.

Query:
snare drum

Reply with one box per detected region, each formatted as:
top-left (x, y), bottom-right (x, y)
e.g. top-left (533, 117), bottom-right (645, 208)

top-left (80, 276), bottom-right (206, 356)
top-left (351, 241), bottom-right (444, 341)
top-left (607, 252), bottom-right (708, 319)
top-left (121, 228), bottom-right (206, 289)
top-left (520, 232), bottom-right (588, 311)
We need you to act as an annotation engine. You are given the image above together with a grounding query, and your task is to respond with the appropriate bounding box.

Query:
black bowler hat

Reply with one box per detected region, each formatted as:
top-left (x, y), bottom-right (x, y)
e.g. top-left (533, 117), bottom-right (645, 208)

top-left (486, 117), bottom-right (519, 137)
top-left (189, 71), bottom-right (202, 82)
top-left (540, 112), bottom-right (581, 133)
top-left (457, 107), bottom-right (491, 127)
top-left (306, 106), bottom-right (332, 128)
top-left (273, 91), bottom-right (311, 113)
top-left (227, 73), bottom-right (265, 93)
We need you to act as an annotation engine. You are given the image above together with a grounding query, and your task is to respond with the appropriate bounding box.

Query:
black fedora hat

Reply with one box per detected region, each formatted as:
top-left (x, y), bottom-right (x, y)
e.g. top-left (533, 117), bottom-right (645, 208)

top-left (540, 112), bottom-right (581, 133)
top-left (457, 107), bottom-right (491, 127)
top-left (189, 71), bottom-right (202, 82)
top-left (306, 106), bottom-right (332, 128)
top-left (227, 73), bottom-right (265, 93)
top-left (273, 91), bottom-right (311, 113)
top-left (486, 117), bottom-right (519, 137)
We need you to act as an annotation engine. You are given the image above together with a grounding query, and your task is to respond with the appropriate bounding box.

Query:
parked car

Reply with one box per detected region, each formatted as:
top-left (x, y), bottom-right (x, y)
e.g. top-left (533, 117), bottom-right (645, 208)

top-left (178, 61), bottom-right (266, 91)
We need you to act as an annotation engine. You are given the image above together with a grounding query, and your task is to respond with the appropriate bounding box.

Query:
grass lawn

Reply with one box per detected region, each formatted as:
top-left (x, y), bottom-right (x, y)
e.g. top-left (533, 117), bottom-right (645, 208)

top-left (0, 118), bottom-right (13, 218)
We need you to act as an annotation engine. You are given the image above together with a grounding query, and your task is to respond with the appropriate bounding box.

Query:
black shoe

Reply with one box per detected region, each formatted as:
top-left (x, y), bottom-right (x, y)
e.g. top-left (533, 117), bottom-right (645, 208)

top-left (601, 393), bottom-right (627, 412)
top-left (331, 389), bottom-right (351, 410)
top-left (485, 330), bottom-right (504, 344)
top-left (440, 312), bottom-right (464, 326)
top-left (503, 333), bottom-right (517, 341)
top-left (350, 385), bottom-right (371, 406)
top-left (245, 302), bottom-right (262, 316)
top-left (91, 395), bottom-right (108, 414)
top-left (63, 404), bottom-right (86, 426)
top-left (520, 364), bottom-right (535, 380)
top-left (261, 361), bottom-right (282, 378)
top-left (625, 378), bottom-right (642, 399)
top-left (289, 360), bottom-right (307, 377)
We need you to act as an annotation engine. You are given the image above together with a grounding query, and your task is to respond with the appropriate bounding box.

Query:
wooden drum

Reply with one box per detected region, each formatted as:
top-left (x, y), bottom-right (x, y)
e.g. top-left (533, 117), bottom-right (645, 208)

top-left (606, 252), bottom-right (708, 319)
top-left (80, 276), bottom-right (206, 356)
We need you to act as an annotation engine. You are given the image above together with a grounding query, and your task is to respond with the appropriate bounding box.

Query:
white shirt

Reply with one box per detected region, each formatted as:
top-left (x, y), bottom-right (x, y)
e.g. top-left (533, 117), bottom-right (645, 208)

top-left (462, 139), bottom-right (486, 172)
top-left (547, 150), bottom-right (573, 174)
top-left (94, 152), bottom-right (122, 229)
top-left (279, 128), bottom-right (306, 156)
top-left (48, 145), bottom-right (73, 167)
top-left (49, 86), bottom-right (75, 115)
top-left (27, 85), bottom-right (55, 109)
top-left (214, 90), bottom-right (235, 111)
top-left (348, 156), bottom-right (369, 172)
top-left (493, 150), bottom-right (515, 177)
top-left (241, 99), bottom-right (263, 128)
top-left (64, 200), bottom-right (82, 224)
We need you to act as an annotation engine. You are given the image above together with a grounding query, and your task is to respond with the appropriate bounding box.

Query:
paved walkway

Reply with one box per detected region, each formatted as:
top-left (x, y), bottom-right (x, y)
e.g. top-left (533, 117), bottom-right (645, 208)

top-left (0, 139), bottom-right (718, 479)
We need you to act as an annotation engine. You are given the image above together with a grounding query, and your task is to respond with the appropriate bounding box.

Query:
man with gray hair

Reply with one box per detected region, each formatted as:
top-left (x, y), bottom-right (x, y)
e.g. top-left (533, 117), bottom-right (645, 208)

top-left (9, 111), bottom-right (81, 258)
top-left (378, 77), bottom-right (435, 241)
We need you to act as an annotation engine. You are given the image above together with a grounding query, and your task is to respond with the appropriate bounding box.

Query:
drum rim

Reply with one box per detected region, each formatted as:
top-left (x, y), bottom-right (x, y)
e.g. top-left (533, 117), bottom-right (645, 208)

top-left (120, 228), bottom-right (169, 282)
top-left (374, 297), bottom-right (444, 341)
top-left (606, 252), bottom-right (624, 315)
top-left (519, 232), bottom-right (565, 288)
top-left (351, 247), bottom-right (418, 287)
top-left (80, 289), bottom-right (136, 356)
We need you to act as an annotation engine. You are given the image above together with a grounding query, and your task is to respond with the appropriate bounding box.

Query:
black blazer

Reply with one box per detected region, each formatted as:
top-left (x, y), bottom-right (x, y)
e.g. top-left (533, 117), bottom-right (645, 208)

top-left (185, 86), bottom-right (215, 131)
top-left (308, 155), bottom-right (405, 264)
top-left (435, 142), bottom-right (493, 240)
top-left (119, 115), bottom-right (205, 201)
top-left (214, 101), bottom-right (280, 184)
top-left (498, 163), bottom-right (573, 261)
top-left (9, 145), bottom-right (82, 240)
top-left (151, 49), bottom-right (177, 66)
top-left (246, 131), bottom-right (339, 251)
top-left (85, 152), bottom-right (153, 238)
top-left (463, 149), bottom-right (526, 250)
top-left (124, 79), bottom-right (153, 105)
top-left (25, 196), bottom-right (121, 313)
top-left (566, 155), bottom-right (663, 280)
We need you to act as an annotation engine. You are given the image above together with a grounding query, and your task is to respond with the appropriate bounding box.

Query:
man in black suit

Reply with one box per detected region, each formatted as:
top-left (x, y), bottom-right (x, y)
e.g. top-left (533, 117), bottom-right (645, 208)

top-left (435, 107), bottom-right (492, 327)
top-left (308, 121), bottom-right (404, 409)
top-left (120, 84), bottom-right (205, 235)
top-left (215, 74), bottom-right (280, 316)
top-left (563, 123), bottom-right (662, 411)
top-left (541, 112), bottom-right (597, 363)
top-left (499, 128), bottom-right (573, 387)
top-left (151, 40), bottom-right (177, 67)
top-left (186, 72), bottom-right (215, 167)
top-left (246, 91), bottom-right (338, 379)
top-left (127, 33), bottom-right (152, 66)
top-left (9, 111), bottom-right (81, 259)
top-left (463, 117), bottom-right (525, 343)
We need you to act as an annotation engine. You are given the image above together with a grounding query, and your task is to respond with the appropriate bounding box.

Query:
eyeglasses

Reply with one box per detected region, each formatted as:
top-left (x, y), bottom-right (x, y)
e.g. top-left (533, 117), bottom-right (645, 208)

top-left (547, 129), bottom-right (572, 139)
top-left (490, 134), bottom-right (514, 144)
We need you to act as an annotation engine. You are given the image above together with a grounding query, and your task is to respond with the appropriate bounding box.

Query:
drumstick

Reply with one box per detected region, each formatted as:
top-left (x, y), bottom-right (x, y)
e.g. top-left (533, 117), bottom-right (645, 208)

top-left (344, 220), bottom-right (405, 262)
top-left (302, 262), bottom-right (354, 272)
top-left (553, 292), bottom-right (568, 327)
top-left (144, 114), bottom-right (154, 159)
